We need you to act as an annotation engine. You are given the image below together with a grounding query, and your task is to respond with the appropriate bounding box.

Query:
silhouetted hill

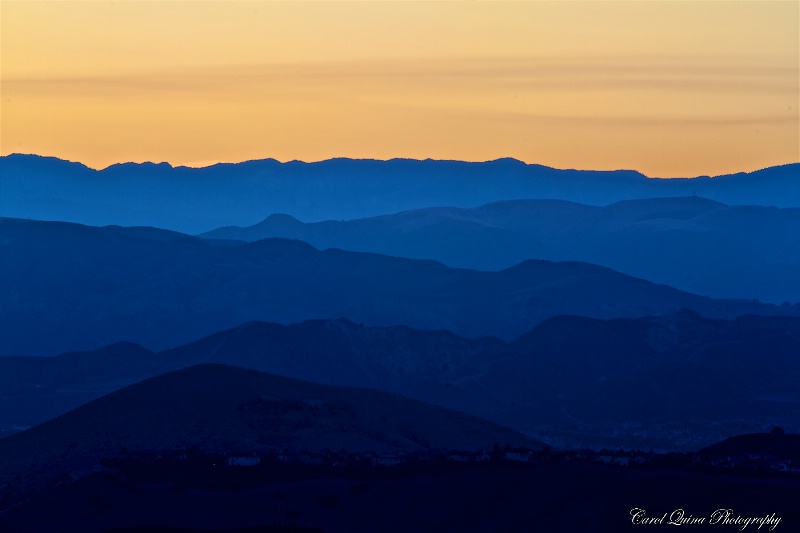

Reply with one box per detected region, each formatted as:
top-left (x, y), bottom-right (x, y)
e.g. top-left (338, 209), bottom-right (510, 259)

top-left (0, 364), bottom-right (537, 487)
top-left (700, 432), bottom-right (800, 461)
top-left (3, 217), bottom-right (798, 356)
top-left (3, 312), bottom-right (800, 450)
top-left (202, 196), bottom-right (800, 303)
top-left (0, 319), bottom-right (501, 431)
top-left (2, 154), bottom-right (797, 233)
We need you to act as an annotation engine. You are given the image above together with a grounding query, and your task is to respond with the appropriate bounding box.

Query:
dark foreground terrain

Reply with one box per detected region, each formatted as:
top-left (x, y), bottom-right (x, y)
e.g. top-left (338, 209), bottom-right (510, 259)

top-left (2, 363), bottom-right (797, 532)
top-left (1, 453), bottom-right (798, 533)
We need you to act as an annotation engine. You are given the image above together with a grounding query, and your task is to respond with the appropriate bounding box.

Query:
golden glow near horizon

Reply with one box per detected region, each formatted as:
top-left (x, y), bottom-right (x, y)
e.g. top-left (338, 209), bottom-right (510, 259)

top-left (1, 1), bottom-right (798, 177)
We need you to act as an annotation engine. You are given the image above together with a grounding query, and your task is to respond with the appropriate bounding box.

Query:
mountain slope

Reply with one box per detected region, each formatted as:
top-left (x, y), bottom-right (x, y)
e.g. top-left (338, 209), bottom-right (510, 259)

top-left (0, 364), bottom-right (537, 486)
top-left (2, 217), bottom-right (798, 356)
top-left (2, 154), bottom-right (797, 233)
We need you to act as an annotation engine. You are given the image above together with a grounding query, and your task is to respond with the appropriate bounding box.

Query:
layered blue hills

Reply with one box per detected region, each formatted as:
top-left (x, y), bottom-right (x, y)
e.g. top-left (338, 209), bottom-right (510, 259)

top-left (3, 312), bottom-right (800, 450)
top-left (202, 196), bottom-right (800, 303)
top-left (3, 217), bottom-right (798, 356)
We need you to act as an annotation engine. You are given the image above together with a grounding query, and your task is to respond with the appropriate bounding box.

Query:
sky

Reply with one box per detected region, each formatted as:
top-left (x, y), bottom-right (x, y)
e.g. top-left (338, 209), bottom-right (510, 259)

top-left (1, 0), bottom-right (798, 178)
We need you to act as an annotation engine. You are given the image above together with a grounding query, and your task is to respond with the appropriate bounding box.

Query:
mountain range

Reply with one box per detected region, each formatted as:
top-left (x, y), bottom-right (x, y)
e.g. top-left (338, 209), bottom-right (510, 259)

top-left (2, 154), bottom-right (797, 233)
top-left (202, 196), bottom-right (800, 303)
top-left (3, 157), bottom-right (799, 445)
top-left (3, 217), bottom-right (798, 356)
top-left (2, 152), bottom-right (800, 531)
top-left (4, 312), bottom-right (800, 450)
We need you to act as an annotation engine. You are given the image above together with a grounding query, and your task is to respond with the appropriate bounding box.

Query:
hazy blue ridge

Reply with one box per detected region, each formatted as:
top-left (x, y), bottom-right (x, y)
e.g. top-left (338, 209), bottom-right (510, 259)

top-left (2, 217), bottom-right (798, 356)
top-left (200, 196), bottom-right (800, 304)
top-left (2, 153), bottom-right (797, 233)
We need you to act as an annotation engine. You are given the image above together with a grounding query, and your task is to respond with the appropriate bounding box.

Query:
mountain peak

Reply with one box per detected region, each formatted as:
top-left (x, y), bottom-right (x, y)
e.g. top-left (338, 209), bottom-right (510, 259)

top-left (259, 213), bottom-right (303, 226)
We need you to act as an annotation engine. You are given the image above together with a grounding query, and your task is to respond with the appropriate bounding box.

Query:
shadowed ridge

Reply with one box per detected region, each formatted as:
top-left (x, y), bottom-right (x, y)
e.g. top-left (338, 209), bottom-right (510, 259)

top-left (0, 216), bottom-right (200, 244)
top-left (699, 432), bottom-right (800, 461)
top-left (0, 153), bottom-right (94, 173)
top-left (100, 224), bottom-right (197, 242)
top-left (711, 162), bottom-right (800, 181)
top-left (4, 312), bottom-right (800, 452)
top-left (57, 341), bottom-right (154, 359)
top-left (3, 215), bottom-right (799, 355)
top-left (604, 195), bottom-right (728, 212)
top-left (243, 236), bottom-right (321, 252)
top-left (487, 310), bottom-right (800, 433)
top-left (196, 194), bottom-right (800, 303)
top-left (499, 257), bottom-right (622, 275)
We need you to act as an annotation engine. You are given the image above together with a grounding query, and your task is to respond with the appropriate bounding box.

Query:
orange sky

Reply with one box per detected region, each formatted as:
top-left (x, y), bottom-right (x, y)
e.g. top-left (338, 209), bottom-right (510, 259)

top-left (1, 1), bottom-right (798, 177)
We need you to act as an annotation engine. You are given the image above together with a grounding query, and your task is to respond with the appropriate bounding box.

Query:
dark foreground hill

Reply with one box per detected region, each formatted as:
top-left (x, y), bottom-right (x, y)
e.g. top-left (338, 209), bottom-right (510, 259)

top-left (2, 154), bottom-right (798, 233)
top-left (2, 217), bottom-right (798, 356)
top-left (0, 364), bottom-right (537, 489)
top-left (3, 312), bottom-right (800, 450)
top-left (0, 320), bottom-right (502, 432)
top-left (202, 196), bottom-right (800, 303)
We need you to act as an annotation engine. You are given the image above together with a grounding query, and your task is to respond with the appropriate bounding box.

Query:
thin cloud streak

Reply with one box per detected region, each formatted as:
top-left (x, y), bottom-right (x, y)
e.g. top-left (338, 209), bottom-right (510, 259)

top-left (7, 57), bottom-right (798, 96)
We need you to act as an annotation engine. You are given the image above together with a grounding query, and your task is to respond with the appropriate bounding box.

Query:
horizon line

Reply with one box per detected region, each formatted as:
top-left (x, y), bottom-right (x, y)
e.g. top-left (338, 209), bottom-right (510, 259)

top-left (2, 152), bottom-right (798, 180)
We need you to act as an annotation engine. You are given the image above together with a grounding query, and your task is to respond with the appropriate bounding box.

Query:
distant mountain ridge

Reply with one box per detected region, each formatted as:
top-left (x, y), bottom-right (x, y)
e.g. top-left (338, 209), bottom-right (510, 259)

top-left (3, 217), bottom-right (798, 356)
top-left (1, 153), bottom-right (797, 233)
top-left (202, 196), bottom-right (800, 303)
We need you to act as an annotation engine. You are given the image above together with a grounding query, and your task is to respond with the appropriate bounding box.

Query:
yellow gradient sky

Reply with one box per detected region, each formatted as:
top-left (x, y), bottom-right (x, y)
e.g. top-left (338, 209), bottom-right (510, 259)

top-left (1, 1), bottom-right (798, 177)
